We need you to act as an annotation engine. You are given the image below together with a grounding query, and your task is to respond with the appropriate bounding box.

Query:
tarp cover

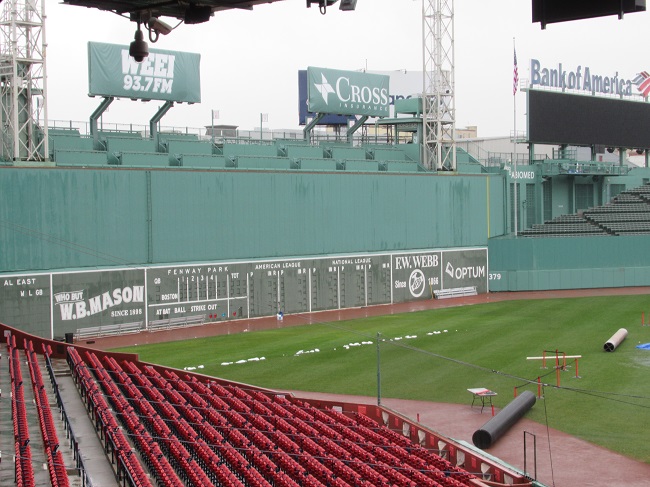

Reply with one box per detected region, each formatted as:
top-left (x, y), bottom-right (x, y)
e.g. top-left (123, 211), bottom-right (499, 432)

top-left (636, 343), bottom-right (650, 350)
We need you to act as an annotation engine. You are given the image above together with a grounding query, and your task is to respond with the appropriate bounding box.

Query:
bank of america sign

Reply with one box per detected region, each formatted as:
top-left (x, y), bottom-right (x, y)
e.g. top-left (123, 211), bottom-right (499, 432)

top-left (307, 66), bottom-right (390, 117)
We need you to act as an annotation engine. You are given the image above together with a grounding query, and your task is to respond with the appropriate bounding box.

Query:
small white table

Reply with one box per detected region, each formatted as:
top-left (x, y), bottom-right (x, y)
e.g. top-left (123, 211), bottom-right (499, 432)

top-left (467, 388), bottom-right (497, 413)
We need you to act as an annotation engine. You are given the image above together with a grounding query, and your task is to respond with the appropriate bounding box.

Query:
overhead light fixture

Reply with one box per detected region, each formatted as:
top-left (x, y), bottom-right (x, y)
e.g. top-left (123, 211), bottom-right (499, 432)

top-left (129, 24), bottom-right (149, 63)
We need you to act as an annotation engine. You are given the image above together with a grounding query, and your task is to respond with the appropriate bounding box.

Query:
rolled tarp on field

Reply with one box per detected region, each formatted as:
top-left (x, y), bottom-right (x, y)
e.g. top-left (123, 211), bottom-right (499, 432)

top-left (604, 328), bottom-right (628, 352)
top-left (472, 390), bottom-right (536, 449)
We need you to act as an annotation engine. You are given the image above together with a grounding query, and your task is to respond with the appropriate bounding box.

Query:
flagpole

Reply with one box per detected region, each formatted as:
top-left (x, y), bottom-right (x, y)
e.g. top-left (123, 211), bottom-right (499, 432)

top-left (513, 38), bottom-right (518, 236)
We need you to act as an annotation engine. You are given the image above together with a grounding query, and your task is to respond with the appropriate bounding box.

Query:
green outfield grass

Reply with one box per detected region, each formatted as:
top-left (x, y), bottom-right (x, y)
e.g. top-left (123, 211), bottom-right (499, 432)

top-left (114, 295), bottom-right (650, 463)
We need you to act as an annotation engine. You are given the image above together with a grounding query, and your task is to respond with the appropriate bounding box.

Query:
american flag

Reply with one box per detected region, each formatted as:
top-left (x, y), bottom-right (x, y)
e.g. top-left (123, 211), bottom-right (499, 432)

top-left (634, 71), bottom-right (650, 97)
top-left (513, 48), bottom-right (519, 95)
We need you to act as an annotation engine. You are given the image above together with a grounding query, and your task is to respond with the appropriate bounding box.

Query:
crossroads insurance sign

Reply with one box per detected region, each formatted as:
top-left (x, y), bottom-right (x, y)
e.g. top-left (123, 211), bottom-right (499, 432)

top-left (88, 42), bottom-right (201, 103)
top-left (307, 66), bottom-right (390, 117)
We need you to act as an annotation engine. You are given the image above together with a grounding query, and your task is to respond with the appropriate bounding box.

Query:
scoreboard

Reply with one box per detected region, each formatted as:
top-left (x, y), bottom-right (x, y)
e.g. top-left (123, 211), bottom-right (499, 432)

top-left (0, 247), bottom-right (487, 338)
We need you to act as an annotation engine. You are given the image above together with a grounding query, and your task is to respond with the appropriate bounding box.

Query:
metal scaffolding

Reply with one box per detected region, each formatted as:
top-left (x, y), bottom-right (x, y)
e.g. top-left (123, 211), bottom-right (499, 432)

top-left (0, 0), bottom-right (48, 162)
top-left (422, 0), bottom-right (455, 171)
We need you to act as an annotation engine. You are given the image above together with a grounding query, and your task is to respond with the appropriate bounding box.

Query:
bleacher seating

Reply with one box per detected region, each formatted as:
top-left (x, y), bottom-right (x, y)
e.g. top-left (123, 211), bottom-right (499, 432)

top-left (109, 151), bottom-right (171, 167)
top-left (41, 125), bottom-right (434, 175)
top-left (177, 154), bottom-right (228, 168)
top-left (368, 146), bottom-right (411, 161)
top-left (279, 144), bottom-right (324, 159)
top-left (384, 161), bottom-right (423, 172)
top-left (222, 143), bottom-right (278, 158)
top-left (342, 159), bottom-right (381, 172)
top-left (53, 149), bottom-right (108, 166)
top-left (166, 140), bottom-right (213, 158)
top-left (520, 183), bottom-right (650, 237)
top-left (325, 146), bottom-right (368, 161)
top-left (297, 158), bottom-right (344, 171)
top-left (234, 155), bottom-right (294, 170)
top-left (105, 137), bottom-right (157, 154)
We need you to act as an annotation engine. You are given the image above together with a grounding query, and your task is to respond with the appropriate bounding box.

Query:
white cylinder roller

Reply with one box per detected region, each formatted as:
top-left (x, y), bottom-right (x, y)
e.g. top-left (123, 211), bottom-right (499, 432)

top-left (604, 328), bottom-right (627, 352)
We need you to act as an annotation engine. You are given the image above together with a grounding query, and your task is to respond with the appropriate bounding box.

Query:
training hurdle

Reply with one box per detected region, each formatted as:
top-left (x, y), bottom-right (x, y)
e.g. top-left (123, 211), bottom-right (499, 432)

top-left (527, 350), bottom-right (582, 389)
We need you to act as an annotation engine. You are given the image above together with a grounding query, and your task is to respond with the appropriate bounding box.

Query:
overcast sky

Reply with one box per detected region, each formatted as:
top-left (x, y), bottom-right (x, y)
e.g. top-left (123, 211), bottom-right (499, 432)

top-left (44, 0), bottom-right (650, 137)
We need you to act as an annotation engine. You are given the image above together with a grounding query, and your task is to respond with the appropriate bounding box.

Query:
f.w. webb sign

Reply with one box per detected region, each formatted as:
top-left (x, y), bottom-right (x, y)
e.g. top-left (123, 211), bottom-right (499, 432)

top-left (307, 66), bottom-right (390, 117)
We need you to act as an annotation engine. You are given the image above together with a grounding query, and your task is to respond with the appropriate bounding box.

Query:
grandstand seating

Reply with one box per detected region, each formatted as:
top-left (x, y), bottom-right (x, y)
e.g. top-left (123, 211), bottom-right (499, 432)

top-left (68, 351), bottom-right (484, 487)
top-left (105, 137), bottom-right (158, 154)
top-left (0, 322), bottom-right (532, 487)
top-left (109, 151), bottom-right (171, 167)
top-left (342, 159), bottom-right (381, 172)
top-left (24, 340), bottom-right (70, 487)
top-left (234, 155), bottom-right (295, 170)
top-left (297, 158), bottom-right (344, 171)
top-left (279, 144), bottom-right (325, 159)
top-left (222, 143), bottom-right (278, 158)
top-left (368, 146), bottom-right (411, 162)
top-left (384, 161), bottom-right (423, 172)
top-left (324, 146), bottom-right (368, 161)
top-left (520, 183), bottom-right (650, 237)
top-left (53, 149), bottom-right (108, 166)
top-left (42, 130), bottom-right (430, 174)
top-left (7, 335), bottom-right (36, 487)
top-left (177, 154), bottom-right (228, 168)
top-left (166, 140), bottom-right (213, 157)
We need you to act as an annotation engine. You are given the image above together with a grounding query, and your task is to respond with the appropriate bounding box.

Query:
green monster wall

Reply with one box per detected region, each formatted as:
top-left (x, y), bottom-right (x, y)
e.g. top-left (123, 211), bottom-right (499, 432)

top-left (0, 168), bottom-right (502, 272)
top-left (0, 167), bottom-right (499, 337)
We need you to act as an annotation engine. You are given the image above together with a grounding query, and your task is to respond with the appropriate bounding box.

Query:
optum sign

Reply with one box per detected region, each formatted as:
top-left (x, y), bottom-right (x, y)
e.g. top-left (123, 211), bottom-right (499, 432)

top-left (307, 66), bottom-right (390, 117)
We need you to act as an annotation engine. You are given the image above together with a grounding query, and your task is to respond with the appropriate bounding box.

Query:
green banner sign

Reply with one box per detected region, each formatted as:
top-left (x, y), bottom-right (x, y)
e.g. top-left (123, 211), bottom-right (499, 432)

top-left (88, 42), bottom-right (201, 103)
top-left (307, 66), bottom-right (390, 117)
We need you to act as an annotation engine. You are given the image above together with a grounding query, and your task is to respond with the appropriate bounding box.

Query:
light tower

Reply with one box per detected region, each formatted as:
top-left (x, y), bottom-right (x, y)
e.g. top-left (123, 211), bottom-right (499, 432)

top-left (422, 0), bottom-right (455, 171)
top-left (0, 0), bottom-right (48, 162)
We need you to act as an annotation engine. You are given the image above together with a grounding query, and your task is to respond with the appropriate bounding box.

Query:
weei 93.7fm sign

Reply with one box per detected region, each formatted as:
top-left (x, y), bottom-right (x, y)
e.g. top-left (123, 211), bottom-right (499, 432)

top-left (88, 42), bottom-right (201, 103)
top-left (307, 66), bottom-right (390, 117)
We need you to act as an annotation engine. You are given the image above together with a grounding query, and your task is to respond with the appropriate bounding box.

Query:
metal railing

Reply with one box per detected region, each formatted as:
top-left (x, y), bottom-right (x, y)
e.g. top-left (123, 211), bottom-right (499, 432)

top-left (542, 161), bottom-right (630, 176)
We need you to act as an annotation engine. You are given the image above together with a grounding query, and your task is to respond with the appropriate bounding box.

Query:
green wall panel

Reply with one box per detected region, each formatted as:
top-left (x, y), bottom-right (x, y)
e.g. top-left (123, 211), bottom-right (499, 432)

top-left (0, 168), bottom-right (498, 273)
top-left (488, 235), bottom-right (650, 291)
top-left (0, 168), bottom-right (149, 272)
top-left (147, 171), bottom-right (493, 263)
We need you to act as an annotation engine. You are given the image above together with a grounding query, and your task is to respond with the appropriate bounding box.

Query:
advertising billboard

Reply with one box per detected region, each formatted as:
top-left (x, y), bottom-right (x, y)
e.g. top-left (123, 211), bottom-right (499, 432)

top-left (88, 42), bottom-right (201, 103)
top-left (51, 269), bottom-right (146, 328)
top-left (307, 66), bottom-right (390, 118)
top-left (299, 69), bottom-right (421, 125)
